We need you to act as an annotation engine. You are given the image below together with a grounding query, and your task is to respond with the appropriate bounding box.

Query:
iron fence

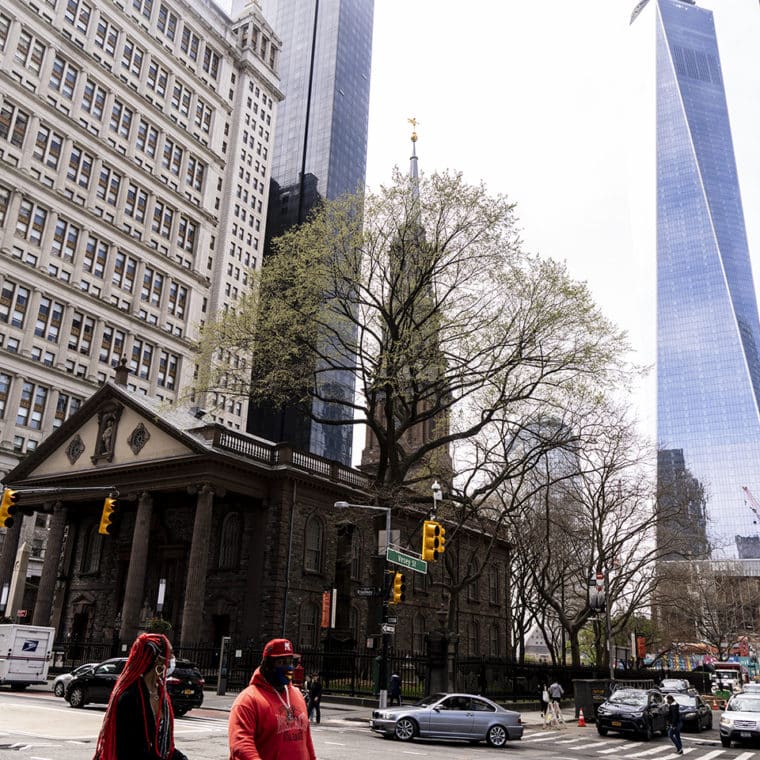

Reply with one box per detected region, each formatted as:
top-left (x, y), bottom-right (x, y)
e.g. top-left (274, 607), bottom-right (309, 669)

top-left (49, 639), bottom-right (710, 700)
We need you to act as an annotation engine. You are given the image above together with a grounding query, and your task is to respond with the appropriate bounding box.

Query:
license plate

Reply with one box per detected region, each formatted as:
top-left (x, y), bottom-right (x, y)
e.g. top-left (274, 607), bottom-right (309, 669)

top-left (741, 732), bottom-right (752, 738)
top-left (611, 721), bottom-right (622, 727)
top-left (182, 689), bottom-right (194, 695)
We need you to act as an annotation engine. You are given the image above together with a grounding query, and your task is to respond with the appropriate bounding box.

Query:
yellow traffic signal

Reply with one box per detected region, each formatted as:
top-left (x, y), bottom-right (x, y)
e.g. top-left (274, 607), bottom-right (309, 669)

top-left (422, 520), bottom-right (446, 561)
top-left (391, 572), bottom-right (406, 604)
top-left (0, 488), bottom-right (19, 528)
top-left (98, 496), bottom-right (118, 535)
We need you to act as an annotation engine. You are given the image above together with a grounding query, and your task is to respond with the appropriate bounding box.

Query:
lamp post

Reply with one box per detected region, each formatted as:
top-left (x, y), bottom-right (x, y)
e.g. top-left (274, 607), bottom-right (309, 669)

top-left (335, 500), bottom-right (392, 708)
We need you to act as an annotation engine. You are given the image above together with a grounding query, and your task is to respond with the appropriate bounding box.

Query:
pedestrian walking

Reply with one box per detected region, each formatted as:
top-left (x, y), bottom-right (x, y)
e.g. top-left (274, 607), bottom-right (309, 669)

top-left (548, 680), bottom-right (564, 703)
top-left (229, 638), bottom-right (316, 760)
top-left (307, 673), bottom-right (323, 724)
top-left (388, 673), bottom-right (402, 706)
top-left (93, 632), bottom-right (188, 760)
top-left (539, 683), bottom-right (549, 726)
top-left (666, 694), bottom-right (684, 754)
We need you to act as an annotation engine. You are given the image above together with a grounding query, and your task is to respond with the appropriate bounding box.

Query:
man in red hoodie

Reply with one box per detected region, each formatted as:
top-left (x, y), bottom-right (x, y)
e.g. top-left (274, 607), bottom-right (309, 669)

top-left (229, 638), bottom-right (316, 760)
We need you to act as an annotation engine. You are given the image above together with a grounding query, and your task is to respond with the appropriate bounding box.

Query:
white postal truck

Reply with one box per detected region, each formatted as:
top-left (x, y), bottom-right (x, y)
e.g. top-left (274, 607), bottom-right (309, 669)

top-left (0, 624), bottom-right (56, 689)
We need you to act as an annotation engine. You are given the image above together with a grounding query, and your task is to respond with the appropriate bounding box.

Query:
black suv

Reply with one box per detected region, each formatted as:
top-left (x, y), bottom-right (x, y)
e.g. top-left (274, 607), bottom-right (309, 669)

top-left (596, 687), bottom-right (669, 740)
top-left (65, 657), bottom-right (204, 716)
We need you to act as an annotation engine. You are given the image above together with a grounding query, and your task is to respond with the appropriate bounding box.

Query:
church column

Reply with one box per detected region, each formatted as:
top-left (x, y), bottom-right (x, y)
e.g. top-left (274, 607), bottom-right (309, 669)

top-left (179, 484), bottom-right (214, 646)
top-left (32, 502), bottom-right (67, 626)
top-left (0, 516), bottom-right (23, 609)
top-left (119, 491), bottom-right (153, 642)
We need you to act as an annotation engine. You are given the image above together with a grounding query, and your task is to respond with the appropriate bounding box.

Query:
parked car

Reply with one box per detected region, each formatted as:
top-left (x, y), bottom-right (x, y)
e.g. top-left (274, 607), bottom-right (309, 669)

top-left (720, 692), bottom-right (760, 747)
top-left (370, 692), bottom-right (523, 747)
top-left (659, 678), bottom-right (692, 694)
top-left (51, 662), bottom-right (98, 697)
top-left (669, 692), bottom-right (713, 732)
top-left (741, 683), bottom-right (760, 694)
top-left (596, 688), bottom-right (669, 740)
top-left (65, 657), bottom-right (204, 716)
top-left (166, 659), bottom-right (204, 716)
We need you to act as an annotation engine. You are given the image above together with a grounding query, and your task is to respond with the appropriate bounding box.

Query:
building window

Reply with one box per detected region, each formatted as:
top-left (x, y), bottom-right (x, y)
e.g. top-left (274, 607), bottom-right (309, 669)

top-left (99, 324), bottom-right (126, 366)
top-left (0, 373), bottom-right (10, 419)
top-left (129, 338), bottom-right (153, 379)
top-left (202, 45), bottom-right (219, 79)
top-left (33, 125), bottom-right (64, 169)
top-left (186, 155), bottom-right (205, 191)
top-left (17, 381), bottom-right (48, 429)
top-left (51, 218), bottom-right (80, 261)
top-left (489, 624), bottom-right (499, 657)
top-left (489, 565), bottom-right (500, 605)
top-left (81, 78), bottom-right (107, 120)
top-left (304, 516), bottom-right (323, 573)
top-left (35, 297), bottom-right (64, 343)
top-left (300, 602), bottom-right (320, 648)
top-left (413, 613), bottom-right (426, 654)
top-left (176, 216), bottom-right (196, 252)
top-left (49, 54), bottom-right (79, 100)
top-left (132, 0), bottom-right (153, 20)
top-left (124, 183), bottom-right (148, 223)
top-left (79, 524), bottom-right (102, 574)
top-left (157, 3), bottom-right (177, 41)
top-left (121, 39), bottom-right (144, 77)
top-left (94, 18), bottom-right (120, 57)
top-left (68, 311), bottom-right (95, 354)
top-left (0, 281), bottom-right (30, 327)
top-left (112, 252), bottom-right (136, 292)
top-left (54, 392), bottom-right (81, 429)
top-left (146, 61), bottom-right (168, 98)
top-left (350, 530), bottom-right (362, 581)
top-left (0, 186), bottom-right (10, 227)
top-left (152, 202), bottom-right (174, 239)
top-left (167, 281), bottom-right (187, 318)
top-left (218, 512), bottom-right (241, 569)
top-left (96, 166), bottom-right (122, 206)
top-left (467, 621), bottom-right (479, 656)
top-left (67, 146), bottom-right (94, 188)
top-left (83, 236), bottom-right (108, 279)
top-left (14, 30), bottom-right (46, 75)
top-left (0, 102), bottom-right (30, 148)
top-left (110, 100), bottom-right (133, 139)
top-left (64, 0), bottom-right (91, 34)
top-left (0, 13), bottom-right (10, 52)
top-left (15, 199), bottom-right (47, 245)
top-left (157, 350), bottom-right (178, 389)
top-left (135, 119), bottom-right (158, 158)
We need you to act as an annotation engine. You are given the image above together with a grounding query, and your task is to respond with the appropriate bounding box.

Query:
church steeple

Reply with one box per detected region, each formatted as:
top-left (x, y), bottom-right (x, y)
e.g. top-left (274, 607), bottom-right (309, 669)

top-left (408, 117), bottom-right (419, 188)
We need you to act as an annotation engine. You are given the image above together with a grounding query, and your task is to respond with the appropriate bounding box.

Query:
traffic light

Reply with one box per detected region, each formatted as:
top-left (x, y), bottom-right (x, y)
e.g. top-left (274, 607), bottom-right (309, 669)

top-left (391, 572), bottom-right (406, 604)
top-left (0, 488), bottom-right (19, 528)
top-left (98, 495), bottom-right (118, 535)
top-left (422, 520), bottom-right (446, 561)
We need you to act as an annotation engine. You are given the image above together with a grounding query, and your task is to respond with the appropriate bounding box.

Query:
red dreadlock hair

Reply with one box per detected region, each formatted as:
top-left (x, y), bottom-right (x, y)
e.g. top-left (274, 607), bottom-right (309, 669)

top-left (93, 632), bottom-right (175, 760)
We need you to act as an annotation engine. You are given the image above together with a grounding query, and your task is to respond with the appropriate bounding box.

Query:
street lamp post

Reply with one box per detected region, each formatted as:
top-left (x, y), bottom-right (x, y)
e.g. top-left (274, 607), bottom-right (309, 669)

top-left (335, 500), bottom-right (392, 708)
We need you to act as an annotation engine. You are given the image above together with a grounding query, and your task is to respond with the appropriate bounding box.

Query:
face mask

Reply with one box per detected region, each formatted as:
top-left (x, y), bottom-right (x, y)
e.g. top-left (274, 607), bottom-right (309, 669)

top-left (273, 663), bottom-right (294, 686)
top-left (167, 657), bottom-right (176, 677)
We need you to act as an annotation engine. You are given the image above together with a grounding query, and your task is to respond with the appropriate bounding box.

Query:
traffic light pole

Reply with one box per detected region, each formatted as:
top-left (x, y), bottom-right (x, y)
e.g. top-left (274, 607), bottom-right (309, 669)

top-left (379, 507), bottom-right (391, 710)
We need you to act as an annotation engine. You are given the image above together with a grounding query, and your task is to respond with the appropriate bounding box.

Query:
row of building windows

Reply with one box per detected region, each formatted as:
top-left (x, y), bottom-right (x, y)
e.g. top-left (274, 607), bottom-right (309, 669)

top-left (0, 280), bottom-right (181, 389)
top-left (0, 372), bottom-right (81, 431)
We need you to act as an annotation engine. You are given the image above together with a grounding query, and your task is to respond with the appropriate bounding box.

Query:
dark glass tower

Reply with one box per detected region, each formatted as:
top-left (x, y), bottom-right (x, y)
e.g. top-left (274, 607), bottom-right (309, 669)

top-left (649, 0), bottom-right (760, 558)
top-left (247, 0), bottom-right (374, 466)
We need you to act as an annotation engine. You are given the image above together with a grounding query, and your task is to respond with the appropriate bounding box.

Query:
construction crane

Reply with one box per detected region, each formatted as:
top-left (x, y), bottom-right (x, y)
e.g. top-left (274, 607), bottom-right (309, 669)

top-left (742, 485), bottom-right (760, 524)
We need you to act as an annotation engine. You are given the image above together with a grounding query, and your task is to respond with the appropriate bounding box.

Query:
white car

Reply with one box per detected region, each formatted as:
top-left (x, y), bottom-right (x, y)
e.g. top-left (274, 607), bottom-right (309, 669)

top-left (51, 663), bottom-right (98, 697)
top-left (719, 693), bottom-right (760, 747)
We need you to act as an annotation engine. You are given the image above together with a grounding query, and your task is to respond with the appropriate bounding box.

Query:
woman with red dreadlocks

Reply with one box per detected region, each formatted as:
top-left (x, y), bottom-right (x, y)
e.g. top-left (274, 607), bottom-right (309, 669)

top-left (93, 633), bottom-right (188, 760)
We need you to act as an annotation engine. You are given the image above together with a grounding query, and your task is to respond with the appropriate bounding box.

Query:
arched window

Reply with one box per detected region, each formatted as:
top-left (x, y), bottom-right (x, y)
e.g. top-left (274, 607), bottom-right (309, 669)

top-left (350, 530), bottom-right (362, 581)
top-left (468, 620), bottom-right (480, 656)
top-left (218, 512), bottom-right (241, 569)
top-left (466, 563), bottom-right (479, 602)
top-left (489, 624), bottom-right (500, 657)
top-left (413, 613), bottom-right (426, 654)
top-left (79, 524), bottom-right (102, 574)
top-left (300, 601), bottom-right (320, 648)
top-left (304, 515), bottom-right (323, 573)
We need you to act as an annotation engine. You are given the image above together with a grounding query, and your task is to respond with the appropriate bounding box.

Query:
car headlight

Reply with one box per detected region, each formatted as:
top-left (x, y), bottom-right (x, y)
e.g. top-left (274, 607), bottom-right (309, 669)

top-left (721, 716), bottom-right (733, 727)
top-left (684, 712), bottom-right (697, 719)
top-left (597, 706), bottom-right (608, 715)
top-left (378, 712), bottom-right (394, 720)
top-left (629, 711), bottom-right (643, 718)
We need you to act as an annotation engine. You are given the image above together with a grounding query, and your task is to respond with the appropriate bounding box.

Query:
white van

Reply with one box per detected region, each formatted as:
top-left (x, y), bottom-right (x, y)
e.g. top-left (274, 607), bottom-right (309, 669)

top-left (0, 624), bottom-right (56, 689)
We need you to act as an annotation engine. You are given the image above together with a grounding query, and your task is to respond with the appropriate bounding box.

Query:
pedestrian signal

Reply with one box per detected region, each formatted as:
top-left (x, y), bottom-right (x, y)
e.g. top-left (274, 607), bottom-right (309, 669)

top-left (422, 520), bottom-right (445, 561)
top-left (98, 495), bottom-right (118, 535)
top-left (391, 572), bottom-right (406, 604)
top-left (0, 488), bottom-right (19, 528)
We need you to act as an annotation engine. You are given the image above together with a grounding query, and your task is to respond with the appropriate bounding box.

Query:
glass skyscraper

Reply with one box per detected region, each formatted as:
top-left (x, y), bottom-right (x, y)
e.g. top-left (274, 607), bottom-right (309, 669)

top-left (644, 0), bottom-right (760, 558)
top-left (247, 0), bottom-right (374, 466)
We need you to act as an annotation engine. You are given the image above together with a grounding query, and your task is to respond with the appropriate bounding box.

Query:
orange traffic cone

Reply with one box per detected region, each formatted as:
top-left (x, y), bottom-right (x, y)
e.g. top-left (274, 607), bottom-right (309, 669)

top-left (578, 707), bottom-right (586, 727)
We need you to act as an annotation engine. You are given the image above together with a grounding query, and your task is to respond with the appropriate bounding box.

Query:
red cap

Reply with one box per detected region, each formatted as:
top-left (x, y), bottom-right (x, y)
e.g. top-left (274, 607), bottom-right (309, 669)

top-left (263, 638), bottom-right (299, 658)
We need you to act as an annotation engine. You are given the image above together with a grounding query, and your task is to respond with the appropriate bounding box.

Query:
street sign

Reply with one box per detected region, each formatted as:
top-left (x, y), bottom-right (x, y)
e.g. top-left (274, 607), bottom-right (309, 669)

top-left (386, 616), bottom-right (398, 624)
top-left (356, 586), bottom-right (378, 597)
top-left (386, 547), bottom-right (427, 574)
top-left (381, 623), bottom-right (395, 634)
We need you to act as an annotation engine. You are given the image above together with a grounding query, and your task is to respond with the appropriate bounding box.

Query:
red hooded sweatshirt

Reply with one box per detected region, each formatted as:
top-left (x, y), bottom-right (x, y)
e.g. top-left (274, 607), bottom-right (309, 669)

top-left (229, 667), bottom-right (316, 760)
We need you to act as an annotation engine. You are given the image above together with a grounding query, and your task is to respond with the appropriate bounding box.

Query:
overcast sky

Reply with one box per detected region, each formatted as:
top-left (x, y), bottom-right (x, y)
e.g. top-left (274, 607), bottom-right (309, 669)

top-left (364, 0), bottom-right (760, 432)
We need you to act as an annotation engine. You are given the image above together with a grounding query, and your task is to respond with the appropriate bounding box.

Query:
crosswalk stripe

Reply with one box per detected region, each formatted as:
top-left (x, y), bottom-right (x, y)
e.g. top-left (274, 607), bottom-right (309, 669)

top-left (694, 752), bottom-right (726, 760)
top-left (556, 738), bottom-right (585, 744)
top-left (524, 732), bottom-right (565, 742)
top-left (733, 753), bottom-right (755, 760)
top-left (600, 744), bottom-right (645, 754)
top-left (623, 745), bottom-right (677, 757)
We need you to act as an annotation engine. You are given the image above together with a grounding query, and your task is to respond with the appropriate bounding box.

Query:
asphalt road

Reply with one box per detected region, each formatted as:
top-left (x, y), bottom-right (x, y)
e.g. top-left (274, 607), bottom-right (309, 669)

top-left (2, 687), bottom-right (757, 760)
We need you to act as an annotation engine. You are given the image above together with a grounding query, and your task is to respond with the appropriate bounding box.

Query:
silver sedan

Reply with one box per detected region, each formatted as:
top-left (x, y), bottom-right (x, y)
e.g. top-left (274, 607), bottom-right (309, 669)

top-left (370, 692), bottom-right (524, 747)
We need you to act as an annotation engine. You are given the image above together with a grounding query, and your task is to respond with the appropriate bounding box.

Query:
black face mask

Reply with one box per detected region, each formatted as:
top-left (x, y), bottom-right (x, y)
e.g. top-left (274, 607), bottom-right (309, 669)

top-left (261, 658), bottom-right (293, 689)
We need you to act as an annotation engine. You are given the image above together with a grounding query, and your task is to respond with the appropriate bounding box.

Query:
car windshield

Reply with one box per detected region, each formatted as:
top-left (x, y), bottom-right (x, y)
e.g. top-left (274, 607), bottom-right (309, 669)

top-left (416, 693), bottom-right (448, 707)
top-left (729, 696), bottom-right (760, 712)
top-left (673, 695), bottom-right (697, 707)
top-left (609, 690), bottom-right (647, 707)
top-left (662, 680), bottom-right (687, 689)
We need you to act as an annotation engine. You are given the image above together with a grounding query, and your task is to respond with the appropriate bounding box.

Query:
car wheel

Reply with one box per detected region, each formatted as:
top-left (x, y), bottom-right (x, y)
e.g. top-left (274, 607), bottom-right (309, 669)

top-left (394, 717), bottom-right (417, 742)
top-left (721, 736), bottom-right (731, 748)
top-left (54, 682), bottom-right (65, 697)
top-left (695, 718), bottom-right (702, 733)
top-left (174, 708), bottom-right (188, 717)
top-left (486, 724), bottom-right (508, 748)
top-left (68, 686), bottom-right (86, 708)
top-left (640, 721), bottom-right (653, 741)
top-left (707, 714), bottom-right (713, 730)
top-left (597, 726), bottom-right (608, 736)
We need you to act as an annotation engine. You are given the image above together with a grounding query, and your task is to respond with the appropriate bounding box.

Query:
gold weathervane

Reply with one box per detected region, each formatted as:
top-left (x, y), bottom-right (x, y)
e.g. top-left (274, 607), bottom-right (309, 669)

top-left (408, 117), bottom-right (418, 142)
